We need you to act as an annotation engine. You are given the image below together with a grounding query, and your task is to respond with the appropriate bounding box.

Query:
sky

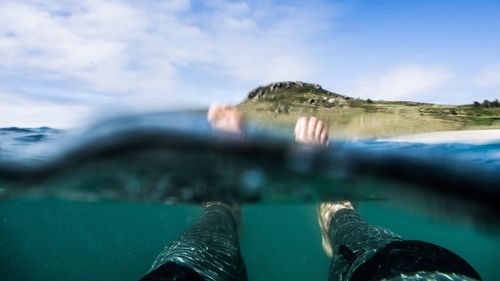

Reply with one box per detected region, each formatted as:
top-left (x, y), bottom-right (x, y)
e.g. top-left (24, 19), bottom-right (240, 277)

top-left (1, 0), bottom-right (499, 127)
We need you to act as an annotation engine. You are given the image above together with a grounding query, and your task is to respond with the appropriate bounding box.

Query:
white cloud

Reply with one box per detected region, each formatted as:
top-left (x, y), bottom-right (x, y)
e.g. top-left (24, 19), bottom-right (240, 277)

top-left (0, 88), bottom-right (92, 128)
top-left (0, 0), bottom-right (183, 95)
top-left (350, 65), bottom-right (453, 101)
top-left (0, 0), bottom-right (333, 127)
top-left (473, 64), bottom-right (500, 89)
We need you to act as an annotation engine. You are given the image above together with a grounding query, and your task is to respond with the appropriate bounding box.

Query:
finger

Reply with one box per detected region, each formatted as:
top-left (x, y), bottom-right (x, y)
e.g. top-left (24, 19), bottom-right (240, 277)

top-left (294, 119), bottom-right (299, 139)
top-left (314, 120), bottom-right (324, 142)
top-left (320, 128), bottom-right (329, 145)
top-left (207, 103), bottom-right (220, 121)
top-left (208, 102), bottom-right (227, 122)
top-left (295, 117), bottom-right (307, 141)
top-left (294, 117), bottom-right (302, 138)
top-left (307, 117), bottom-right (318, 141)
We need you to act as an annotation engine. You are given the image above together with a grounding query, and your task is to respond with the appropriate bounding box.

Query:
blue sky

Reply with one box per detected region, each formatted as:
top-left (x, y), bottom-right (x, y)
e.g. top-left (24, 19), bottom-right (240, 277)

top-left (0, 0), bottom-right (499, 127)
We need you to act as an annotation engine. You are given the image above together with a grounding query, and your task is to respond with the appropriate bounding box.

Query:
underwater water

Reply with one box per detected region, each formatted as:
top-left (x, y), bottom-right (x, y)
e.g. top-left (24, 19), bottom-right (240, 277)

top-left (1, 112), bottom-right (499, 281)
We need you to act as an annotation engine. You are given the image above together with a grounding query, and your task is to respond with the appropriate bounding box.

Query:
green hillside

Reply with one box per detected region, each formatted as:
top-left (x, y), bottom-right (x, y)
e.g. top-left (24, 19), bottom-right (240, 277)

top-left (238, 81), bottom-right (500, 138)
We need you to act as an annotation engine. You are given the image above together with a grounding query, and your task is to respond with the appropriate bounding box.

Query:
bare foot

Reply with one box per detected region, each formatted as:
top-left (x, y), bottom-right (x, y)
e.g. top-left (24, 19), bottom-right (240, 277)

top-left (295, 117), bottom-right (351, 257)
top-left (207, 103), bottom-right (244, 134)
top-left (294, 116), bottom-right (329, 146)
top-left (317, 201), bottom-right (354, 258)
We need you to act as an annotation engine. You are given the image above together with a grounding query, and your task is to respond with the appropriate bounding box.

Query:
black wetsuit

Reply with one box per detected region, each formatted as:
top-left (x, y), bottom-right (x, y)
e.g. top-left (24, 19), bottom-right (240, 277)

top-left (141, 205), bottom-right (480, 281)
top-left (328, 209), bottom-right (481, 281)
top-left (140, 204), bottom-right (246, 281)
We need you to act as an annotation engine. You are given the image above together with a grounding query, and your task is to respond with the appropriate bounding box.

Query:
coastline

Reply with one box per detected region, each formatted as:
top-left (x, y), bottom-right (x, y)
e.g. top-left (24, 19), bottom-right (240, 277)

top-left (379, 129), bottom-right (500, 144)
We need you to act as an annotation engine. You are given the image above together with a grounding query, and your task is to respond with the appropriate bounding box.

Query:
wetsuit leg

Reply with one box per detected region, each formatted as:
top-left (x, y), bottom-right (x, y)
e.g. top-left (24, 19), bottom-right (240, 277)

top-left (139, 262), bottom-right (205, 281)
top-left (327, 208), bottom-right (402, 281)
top-left (327, 208), bottom-right (481, 281)
top-left (140, 203), bottom-right (247, 281)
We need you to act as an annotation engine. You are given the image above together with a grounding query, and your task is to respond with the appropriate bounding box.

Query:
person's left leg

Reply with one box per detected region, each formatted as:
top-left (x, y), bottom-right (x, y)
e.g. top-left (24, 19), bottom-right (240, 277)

top-left (140, 202), bottom-right (247, 281)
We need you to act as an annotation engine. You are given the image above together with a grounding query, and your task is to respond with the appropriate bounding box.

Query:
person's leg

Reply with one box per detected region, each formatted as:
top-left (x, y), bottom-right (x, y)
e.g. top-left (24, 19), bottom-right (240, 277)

top-left (319, 202), bottom-right (402, 281)
top-left (140, 202), bottom-right (247, 281)
top-left (320, 202), bottom-right (481, 281)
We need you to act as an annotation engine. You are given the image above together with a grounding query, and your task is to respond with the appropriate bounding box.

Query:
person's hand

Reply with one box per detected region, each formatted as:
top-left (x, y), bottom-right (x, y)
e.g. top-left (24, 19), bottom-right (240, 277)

top-left (207, 103), bottom-right (244, 134)
top-left (294, 116), bottom-right (329, 146)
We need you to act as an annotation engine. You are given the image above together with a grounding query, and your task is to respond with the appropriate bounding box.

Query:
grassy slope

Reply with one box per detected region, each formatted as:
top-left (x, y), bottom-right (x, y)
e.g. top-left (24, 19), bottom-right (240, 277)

top-left (237, 83), bottom-right (500, 138)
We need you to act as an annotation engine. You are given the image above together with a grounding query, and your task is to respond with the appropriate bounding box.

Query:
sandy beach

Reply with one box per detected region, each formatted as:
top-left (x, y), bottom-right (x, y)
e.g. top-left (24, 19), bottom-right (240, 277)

top-left (379, 129), bottom-right (500, 144)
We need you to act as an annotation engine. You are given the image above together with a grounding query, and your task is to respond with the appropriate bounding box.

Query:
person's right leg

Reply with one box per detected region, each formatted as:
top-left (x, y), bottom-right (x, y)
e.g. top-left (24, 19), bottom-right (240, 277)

top-left (319, 202), bottom-right (402, 280)
top-left (319, 202), bottom-right (481, 281)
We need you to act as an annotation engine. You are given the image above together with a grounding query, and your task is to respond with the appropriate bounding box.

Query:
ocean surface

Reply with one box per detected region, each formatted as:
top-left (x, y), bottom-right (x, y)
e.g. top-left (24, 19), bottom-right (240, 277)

top-left (1, 112), bottom-right (499, 281)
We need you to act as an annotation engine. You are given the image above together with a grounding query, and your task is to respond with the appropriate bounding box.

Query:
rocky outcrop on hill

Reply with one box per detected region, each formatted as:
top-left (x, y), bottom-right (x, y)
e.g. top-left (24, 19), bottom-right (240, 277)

top-left (247, 81), bottom-right (346, 101)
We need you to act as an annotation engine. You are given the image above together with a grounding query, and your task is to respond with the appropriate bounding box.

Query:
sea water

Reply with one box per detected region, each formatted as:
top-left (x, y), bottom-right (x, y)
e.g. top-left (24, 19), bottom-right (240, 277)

top-left (0, 112), bottom-right (499, 281)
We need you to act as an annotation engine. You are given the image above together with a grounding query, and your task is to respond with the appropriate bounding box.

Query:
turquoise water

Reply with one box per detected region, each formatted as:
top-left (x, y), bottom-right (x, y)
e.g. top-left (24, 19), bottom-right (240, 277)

top-left (1, 113), bottom-right (500, 280)
top-left (2, 200), bottom-right (499, 281)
